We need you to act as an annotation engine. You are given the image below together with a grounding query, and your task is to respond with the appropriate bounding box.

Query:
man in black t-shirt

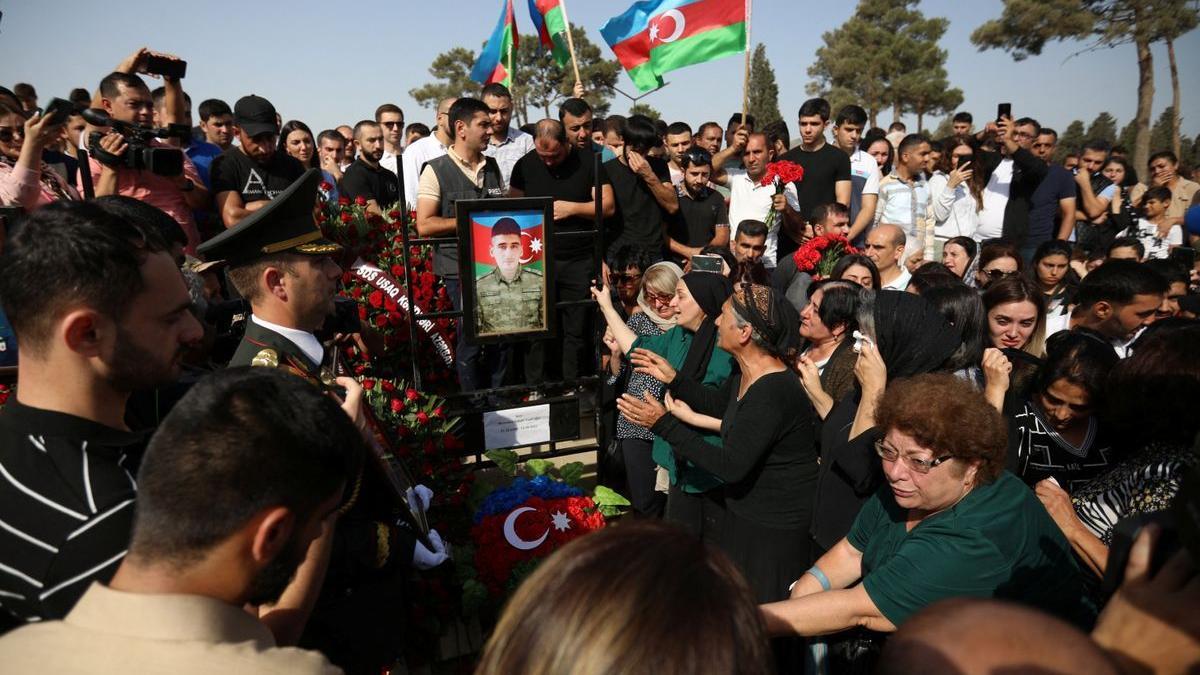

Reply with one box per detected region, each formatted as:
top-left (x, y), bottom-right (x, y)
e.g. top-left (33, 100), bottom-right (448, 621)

top-left (780, 98), bottom-right (851, 258)
top-left (667, 147), bottom-right (729, 263)
top-left (341, 120), bottom-right (400, 213)
top-left (509, 120), bottom-right (615, 382)
top-left (603, 115), bottom-right (678, 258)
top-left (210, 95), bottom-right (305, 228)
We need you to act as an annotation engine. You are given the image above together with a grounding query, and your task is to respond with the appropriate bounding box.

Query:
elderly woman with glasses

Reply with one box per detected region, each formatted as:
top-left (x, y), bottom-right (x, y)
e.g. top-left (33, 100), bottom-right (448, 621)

top-left (617, 283), bottom-right (818, 604)
top-left (760, 374), bottom-right (1093, 644)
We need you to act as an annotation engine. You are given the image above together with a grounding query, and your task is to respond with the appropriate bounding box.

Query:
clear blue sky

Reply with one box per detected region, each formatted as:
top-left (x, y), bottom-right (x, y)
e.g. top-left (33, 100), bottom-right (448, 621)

top-left (2, 0), bottom-right (1197, 140)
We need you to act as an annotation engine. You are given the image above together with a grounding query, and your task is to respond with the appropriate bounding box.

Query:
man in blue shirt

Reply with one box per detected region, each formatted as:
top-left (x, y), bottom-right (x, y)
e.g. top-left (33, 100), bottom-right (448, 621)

top-left (1027, 128), bottom-right (1077, 259)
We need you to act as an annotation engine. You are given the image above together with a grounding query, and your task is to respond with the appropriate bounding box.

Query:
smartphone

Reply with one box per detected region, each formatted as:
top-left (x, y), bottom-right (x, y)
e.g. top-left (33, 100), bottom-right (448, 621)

top-left (996, 103), bottom-right (1011, 122)
top-left (690, 254), bottom-right (723, 274)
top-left (1169, 246), bottom-right (1197, 269)
top-left (43, 98), bottom-right (74, 126)
top-left (144, 55), bottom-right (187, 80)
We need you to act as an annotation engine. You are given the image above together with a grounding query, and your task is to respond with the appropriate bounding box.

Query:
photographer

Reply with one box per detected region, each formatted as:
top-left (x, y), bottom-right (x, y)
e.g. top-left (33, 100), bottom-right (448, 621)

top-left (0, 100), bottom-right (79, 211)
top-left (83, 48), bottom-right (208, 254)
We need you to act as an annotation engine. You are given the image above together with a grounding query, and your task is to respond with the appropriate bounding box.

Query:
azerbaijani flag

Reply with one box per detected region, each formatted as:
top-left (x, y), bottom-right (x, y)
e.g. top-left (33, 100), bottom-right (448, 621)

top-left (528, 0), bottom-right (571, 67)
top-left (600, 0), bottom-right (747, 92)
top-left (471, 0), bottom-right (520, 87)
top-left (471, 210), bottom-right (545, 278)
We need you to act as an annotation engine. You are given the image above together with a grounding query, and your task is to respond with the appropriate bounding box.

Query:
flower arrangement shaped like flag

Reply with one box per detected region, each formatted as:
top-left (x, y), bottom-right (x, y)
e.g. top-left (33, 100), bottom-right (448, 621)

top-left (471, 0), bottom-right (520, 87)
top-left (600, 0), bottom-right (747, 92)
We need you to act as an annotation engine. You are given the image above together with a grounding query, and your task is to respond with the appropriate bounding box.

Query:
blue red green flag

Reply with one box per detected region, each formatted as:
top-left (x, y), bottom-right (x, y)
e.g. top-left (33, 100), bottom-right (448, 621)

top-left (471, 0), bottom-right (520, 87)
top-left (600, 0), bottom-right (747, 92)
top-left (527, 0), bottom-right (572, 67)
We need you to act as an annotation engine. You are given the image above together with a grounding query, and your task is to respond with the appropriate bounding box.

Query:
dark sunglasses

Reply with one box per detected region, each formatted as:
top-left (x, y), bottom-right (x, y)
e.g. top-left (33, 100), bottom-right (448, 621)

top-left (984, 268), bottom-right (1018, 279)
top-left (381, 121), bottom-right (404, 128)
top-left (0, 127), bottom-right (24, 143)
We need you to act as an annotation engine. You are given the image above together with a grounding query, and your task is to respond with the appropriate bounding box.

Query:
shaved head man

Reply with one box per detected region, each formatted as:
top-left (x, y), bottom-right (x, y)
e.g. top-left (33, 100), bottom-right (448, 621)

top-left (864, 223), bottom-right (909, 290)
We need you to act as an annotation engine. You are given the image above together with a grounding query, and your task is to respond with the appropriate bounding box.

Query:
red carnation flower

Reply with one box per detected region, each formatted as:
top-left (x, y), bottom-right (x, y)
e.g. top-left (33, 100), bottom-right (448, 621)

top-left (337, 196), bottom-right (350, 206)
top-left (391, 264), bottom-right (405, 278)
top-left (354, 195), bottom-right (367, 206)
top-left (339, 211), bottom-right (353, 224)
top-left (416, 411), bottom-right (430, 425)
top-left (381, 380), bottom-right (396, 393)
top-left (373, 314), bottom-right (388, 327)
top-left (432, 406), bottom-right (444, 419)
top-left (362, 379), bottom-right (375, 390)
top-left (319, 181), bottom-right (333, 192)
top-left (390, 397), bottom-right (404, 413)
top-left (368, 290), bottom-right (384, 308)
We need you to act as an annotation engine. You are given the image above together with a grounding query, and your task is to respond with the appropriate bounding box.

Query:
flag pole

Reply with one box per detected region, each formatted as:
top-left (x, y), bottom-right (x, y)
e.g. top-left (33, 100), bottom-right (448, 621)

top-left (741, 0), bottom-right (752, 129)
top-left (559, 0), bottom-right (584, 88)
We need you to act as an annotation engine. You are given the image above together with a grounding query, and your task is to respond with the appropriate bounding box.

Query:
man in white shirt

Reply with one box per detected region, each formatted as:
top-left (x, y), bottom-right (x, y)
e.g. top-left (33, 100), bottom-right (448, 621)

top-left (865, 223), bottom-right (911, 290)
top-left (480, 83), bottom-right (533, 190)
top-left (376, 103), bottom-right (405, 178)
top-left (402, 97), bottom-right (456, 207)
top-left (727, 133), bottom-right (801, 268)
top-left (833, 105), bottom-right (880, 243)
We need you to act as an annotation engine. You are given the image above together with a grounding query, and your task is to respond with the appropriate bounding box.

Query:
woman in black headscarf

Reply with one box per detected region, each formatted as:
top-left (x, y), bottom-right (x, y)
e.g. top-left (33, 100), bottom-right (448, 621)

top-left (619, 283), bottom-right (819, 604)
top-left (594, 271), bottom-right (735, 536)
top-left (810, 290), bottom-right (961, 556)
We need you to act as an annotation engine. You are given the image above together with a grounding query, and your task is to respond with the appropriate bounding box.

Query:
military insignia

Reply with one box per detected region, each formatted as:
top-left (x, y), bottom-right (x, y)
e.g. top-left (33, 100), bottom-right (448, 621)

top-left (250, 348), bottom-right (279, 368)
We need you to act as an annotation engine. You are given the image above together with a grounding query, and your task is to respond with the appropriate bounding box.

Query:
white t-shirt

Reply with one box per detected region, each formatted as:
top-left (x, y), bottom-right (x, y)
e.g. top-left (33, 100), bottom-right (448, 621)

top-left (880, 267), bottom-right (912, 291)
top-left (401, 134), bottom-right (449, 207)
top-left (1132, 218), bottom-right (1182, 260)
top-left (727, 168), bottom-right (800, 268)
top-left (977, 158), bottom-right (1012, 241)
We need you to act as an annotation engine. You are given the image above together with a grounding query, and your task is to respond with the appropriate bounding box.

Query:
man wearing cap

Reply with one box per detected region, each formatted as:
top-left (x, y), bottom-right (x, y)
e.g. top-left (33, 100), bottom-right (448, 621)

top-left (198, 169), bottom-right (449, 672)
top-left (210, 94), bottom-right (306, 229)
top-left (476, 218), bottom-right (544, 334)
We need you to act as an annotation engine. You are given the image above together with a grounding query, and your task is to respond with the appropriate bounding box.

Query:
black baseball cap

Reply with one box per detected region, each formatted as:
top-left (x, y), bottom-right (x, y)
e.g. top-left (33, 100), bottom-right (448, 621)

top-left (234, 94), bottom-right (278, 137)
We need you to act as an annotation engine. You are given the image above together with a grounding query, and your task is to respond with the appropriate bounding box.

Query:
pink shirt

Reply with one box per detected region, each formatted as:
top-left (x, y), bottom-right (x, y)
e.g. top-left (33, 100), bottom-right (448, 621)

top-left (78, 140), bottom-right (203, 254)
top-left (0, 162), bottom-right (80, 211)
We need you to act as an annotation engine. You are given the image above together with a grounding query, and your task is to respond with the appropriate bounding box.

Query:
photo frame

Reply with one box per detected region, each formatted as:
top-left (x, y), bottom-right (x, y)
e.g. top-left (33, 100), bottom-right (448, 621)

top-left (456, 197), bottom-right (555, 344)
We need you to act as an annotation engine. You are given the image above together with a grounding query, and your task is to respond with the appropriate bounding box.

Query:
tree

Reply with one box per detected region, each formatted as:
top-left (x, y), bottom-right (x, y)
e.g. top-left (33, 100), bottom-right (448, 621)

top-left (1151, 3), bottom-right (1199, 157)
top-left (511, 27), bottom-right (620, 123)
top-left (746, 44), bottom-right (782, 128)
top-left (931, 115), bottom-right (956, 140)
top-left (628, 102), bottom-right (662, 120)
top-left (410, 29), bottom-right (620, 124)
top-left (1057, 119), bottom-right (1087, 162)
top-left (409, 47), bottom-right (479, 110)
top-left (1086, 112), bottom-right (1119, 144)
top-left (1117, 118), bottom-right (1139, 151)
top-left (807, 0), bottom-right (958, 128)
top-left (971, 0), bottom-right (1200, 172)
top-left (1150, 106), bottom-right (1175, 152)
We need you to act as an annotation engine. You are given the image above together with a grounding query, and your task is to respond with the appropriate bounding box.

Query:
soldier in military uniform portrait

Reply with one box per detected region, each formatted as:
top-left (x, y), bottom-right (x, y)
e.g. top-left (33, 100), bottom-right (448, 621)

top-left (474, 217), bottom-right (545, 335)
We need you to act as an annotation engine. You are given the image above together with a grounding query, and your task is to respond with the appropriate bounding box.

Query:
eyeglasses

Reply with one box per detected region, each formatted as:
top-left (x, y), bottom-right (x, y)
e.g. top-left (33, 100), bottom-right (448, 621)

top-left (644, 290), bottom-right (673, 306)
top-left (381, 121), bottom-right (404, 128)
top-left (611, 272), bottom-right (643, 285)
top-left (874, 439), bottom-right (952, 474)
top-left (0, 127), bottom-right (24, 143)
top-left (983, 268), bottom-right (1018, 280)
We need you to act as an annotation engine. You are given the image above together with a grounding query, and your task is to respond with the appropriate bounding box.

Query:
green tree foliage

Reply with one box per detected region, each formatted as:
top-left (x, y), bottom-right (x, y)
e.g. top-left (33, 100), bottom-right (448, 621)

top-left (931, 115), bottom-right (956, 140)
top-left (971, 0), bottom-right (1200, 172)
top-left (410, 29), bottom-right (620, 124)
top-left (1117, 118), bottom-right (1139, 151)
top-left (628, 102), bottom-right (662, 120)
top-left (1086, 112), bottom-right (1119, 144)
top-left (511, 28), bottom-right (620, 123)
top-left (1150, 106), bottom-right (1176, 152)
top-left (1056, 119), bottom-right (1087, 162)
top-left (409, 47), bottom-right (479, 110)
top-left (807, 0), bottom-right (959, 129)
top-left (747, 44), bottom-right (782, 128)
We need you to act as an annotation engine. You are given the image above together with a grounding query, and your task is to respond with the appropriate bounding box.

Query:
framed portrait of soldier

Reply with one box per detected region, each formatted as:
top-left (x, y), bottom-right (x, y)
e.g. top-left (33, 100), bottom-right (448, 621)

top-left (456, 197), bottom-right (555, 344)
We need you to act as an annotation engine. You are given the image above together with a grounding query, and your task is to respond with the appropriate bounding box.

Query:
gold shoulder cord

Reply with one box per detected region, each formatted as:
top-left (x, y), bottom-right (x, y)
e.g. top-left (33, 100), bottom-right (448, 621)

top-left (374, 522), bottom-right (391, 569)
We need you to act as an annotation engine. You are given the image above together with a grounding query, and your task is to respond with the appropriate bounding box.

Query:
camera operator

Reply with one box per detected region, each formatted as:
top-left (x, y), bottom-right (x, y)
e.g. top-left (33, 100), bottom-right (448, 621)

top-left (82, 48), bottom-right (208, 255)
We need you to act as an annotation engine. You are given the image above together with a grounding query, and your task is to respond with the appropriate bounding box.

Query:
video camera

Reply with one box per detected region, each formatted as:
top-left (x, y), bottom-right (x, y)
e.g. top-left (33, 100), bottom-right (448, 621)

top-left (82, 107), bottom-right (191, 177)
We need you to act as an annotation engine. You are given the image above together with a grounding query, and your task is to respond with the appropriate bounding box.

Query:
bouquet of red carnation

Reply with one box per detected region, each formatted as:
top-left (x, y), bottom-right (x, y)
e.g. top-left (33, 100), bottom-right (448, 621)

top-left (758, 160), bottom-right (804, 237)
top-left (792, 234), bottom-right (859, 279)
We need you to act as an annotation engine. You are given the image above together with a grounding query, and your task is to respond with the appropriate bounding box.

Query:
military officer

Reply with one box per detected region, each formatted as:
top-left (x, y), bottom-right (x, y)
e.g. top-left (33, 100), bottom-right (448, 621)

top-left (475, 217), bottom-right (544, 334)
top-left (198, 168), bottom-right (447, 674)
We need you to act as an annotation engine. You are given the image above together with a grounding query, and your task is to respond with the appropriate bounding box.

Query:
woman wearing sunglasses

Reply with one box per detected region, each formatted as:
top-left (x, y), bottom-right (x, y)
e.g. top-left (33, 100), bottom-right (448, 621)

top-left (760, 374), bottom-right (1093, 661)
top-left (974, 240), bottom-right (1024, 288)
top-left (0, 100), bottom-right (78, 212)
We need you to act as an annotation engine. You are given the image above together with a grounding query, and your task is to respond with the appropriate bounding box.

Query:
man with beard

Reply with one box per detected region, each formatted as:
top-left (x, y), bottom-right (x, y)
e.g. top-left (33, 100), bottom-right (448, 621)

top-left (201, 169), bottom-right (447, 672)
top-left (481, 83), bottom-right (533, 190)
top-left (0, 201), bottom-right (203, 630)
top-left (0, 367), bottom-right (359, 674)
top-left (210, 95), bottom-right (305, 228)
top-left (340, 120), bottom-right (400, 215)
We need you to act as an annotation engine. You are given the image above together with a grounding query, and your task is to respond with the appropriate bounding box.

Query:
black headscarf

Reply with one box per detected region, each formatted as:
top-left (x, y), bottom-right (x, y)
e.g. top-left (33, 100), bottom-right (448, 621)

top-left (869, 291), bottom-right (959, 379)
top-left (679, 272), bottom-right (733, 382)
top-left (731, 283), bottom-right (801, 364)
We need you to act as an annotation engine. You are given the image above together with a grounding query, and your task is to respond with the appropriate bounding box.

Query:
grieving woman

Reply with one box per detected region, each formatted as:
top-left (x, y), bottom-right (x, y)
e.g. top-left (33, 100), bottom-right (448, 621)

top-left (761, 374), bottom-right (1093, 645)
top-left (618, 283), bottom-right (818, 603)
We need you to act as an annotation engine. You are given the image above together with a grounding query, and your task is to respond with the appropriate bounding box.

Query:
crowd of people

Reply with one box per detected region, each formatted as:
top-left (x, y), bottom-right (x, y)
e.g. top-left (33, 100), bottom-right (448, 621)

top-left (1, 45), bottom-right (1198, 674)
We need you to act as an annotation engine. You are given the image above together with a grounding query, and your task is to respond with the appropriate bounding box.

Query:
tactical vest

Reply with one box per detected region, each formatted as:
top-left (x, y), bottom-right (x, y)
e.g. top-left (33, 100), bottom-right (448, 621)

top-left (425, 153), bottom-right (504, 278)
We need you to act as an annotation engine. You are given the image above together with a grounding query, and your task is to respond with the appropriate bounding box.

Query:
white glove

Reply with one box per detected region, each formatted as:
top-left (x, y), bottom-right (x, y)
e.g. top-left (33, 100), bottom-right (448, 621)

top-left (412, 529), bottom-right (449, 570)
top-left (406, 484), bottom-right (433, 514)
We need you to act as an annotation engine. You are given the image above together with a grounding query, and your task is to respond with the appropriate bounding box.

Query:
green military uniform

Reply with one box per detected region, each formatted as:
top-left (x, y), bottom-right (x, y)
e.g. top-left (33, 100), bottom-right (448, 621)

top-left (198, 168), bottom-right (422, 674)
top-left (475, 265), bottom-right (544, 334)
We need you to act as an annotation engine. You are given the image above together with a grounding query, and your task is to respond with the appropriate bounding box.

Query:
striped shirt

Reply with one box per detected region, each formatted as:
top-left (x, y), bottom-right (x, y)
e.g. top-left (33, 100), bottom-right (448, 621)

top-left (0, 401), bottom-right (146, 628)
top-left (874, 172), bottom-right (931, 253)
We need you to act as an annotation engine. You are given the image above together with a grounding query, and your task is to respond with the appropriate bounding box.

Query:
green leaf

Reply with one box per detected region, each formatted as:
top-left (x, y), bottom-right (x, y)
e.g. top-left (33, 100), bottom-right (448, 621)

top-left (558, 462), bottom-right (585, 487)
top-left (525, 459), bottom-right (553, 477)
top-left (592, 485), bottom-right (631, 508)
top-left (485, 449), bottom-right (519, 477)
